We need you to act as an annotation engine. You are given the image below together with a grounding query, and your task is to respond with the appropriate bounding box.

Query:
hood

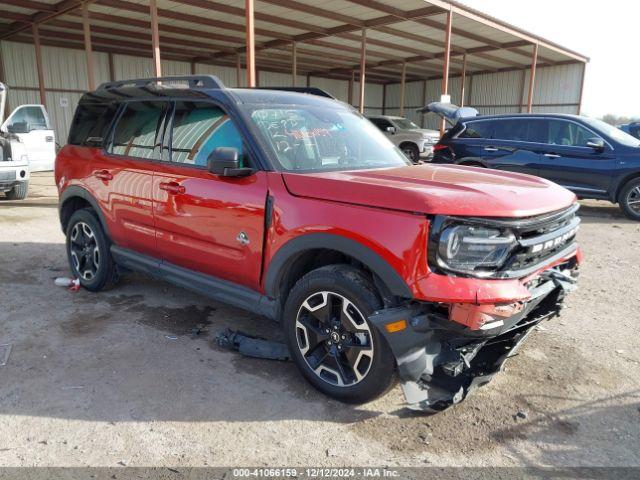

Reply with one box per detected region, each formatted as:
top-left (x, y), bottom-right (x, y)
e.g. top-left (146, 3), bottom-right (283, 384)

top-left (417, 102), bottom-right (478, 125)
top-left (282, 164), bottom-right (576, 218)
top-left (407, 128), bottom-right (440, 138)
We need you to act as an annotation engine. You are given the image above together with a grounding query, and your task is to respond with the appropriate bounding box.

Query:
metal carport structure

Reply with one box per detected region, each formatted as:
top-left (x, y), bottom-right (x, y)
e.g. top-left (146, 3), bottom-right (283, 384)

top-left (0, 0), bottom-right (589, 139)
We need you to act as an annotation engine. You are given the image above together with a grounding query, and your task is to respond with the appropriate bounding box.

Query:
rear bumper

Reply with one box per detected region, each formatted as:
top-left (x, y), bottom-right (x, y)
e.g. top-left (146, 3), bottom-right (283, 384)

top-left (369, 263), bottom-right (579, 412)
top-left (0, 164), bottom-right (29, 191)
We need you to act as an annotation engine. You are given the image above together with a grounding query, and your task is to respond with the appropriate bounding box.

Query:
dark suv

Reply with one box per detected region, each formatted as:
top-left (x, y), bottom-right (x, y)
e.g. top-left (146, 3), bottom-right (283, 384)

top-left (55, 77), bottom-right (582, 412)
top-left (425, 103), bottom-right (640, 220)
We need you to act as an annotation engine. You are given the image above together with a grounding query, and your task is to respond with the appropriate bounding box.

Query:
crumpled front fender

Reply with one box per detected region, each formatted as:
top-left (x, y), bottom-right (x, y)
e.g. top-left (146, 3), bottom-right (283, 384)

top-left (369, 271), bottom-right (576, 413)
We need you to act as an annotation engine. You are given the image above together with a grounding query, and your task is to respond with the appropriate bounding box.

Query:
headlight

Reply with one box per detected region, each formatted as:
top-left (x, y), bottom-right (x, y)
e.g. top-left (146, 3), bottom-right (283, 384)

top-left (436, 224), bottom-right (516, 277)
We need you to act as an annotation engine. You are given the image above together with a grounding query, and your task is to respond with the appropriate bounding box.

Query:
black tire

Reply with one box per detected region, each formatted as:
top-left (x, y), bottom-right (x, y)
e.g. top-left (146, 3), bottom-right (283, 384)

top-left (65, 208), bottom-right (117, 291)
top-left (618, 178), bottom-right (640, 221)
top-left (459, 161), bottom-right (485, 168)
top-left (5, 182), bottom-right (28, 200)
top-left (283, 265), bottom-right (396, 404)
top-left (400, 143), bottom-right (420, 164)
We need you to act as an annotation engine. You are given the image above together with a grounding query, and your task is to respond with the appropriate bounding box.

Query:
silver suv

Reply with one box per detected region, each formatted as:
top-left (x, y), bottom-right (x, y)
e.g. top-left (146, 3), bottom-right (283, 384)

top-left (367, 115), bottom-right (440, 163)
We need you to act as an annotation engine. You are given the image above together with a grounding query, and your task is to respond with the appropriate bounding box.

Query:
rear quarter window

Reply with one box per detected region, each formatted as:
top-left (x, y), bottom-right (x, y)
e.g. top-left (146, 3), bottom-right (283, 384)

top-left (459, 120), bottom-right (494, 139)
top-left (68, 102), bottom-right (119, 146)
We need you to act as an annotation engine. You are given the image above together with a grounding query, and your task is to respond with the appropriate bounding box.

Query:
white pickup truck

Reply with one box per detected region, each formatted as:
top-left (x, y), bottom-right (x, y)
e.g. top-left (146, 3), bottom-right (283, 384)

top-left (0, 82), bottom-right (56, 200)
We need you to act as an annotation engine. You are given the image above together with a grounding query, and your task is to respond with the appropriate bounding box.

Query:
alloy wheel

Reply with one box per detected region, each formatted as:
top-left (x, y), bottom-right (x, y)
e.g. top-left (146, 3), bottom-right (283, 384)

top-left (295, 291), bottom-right (374, 387)
top-left (627, 185), bottom-right (640, 214)
top-left (69, 221), bottom-right (100, 281)
top-left (402, 147), bottom-right (418, 163)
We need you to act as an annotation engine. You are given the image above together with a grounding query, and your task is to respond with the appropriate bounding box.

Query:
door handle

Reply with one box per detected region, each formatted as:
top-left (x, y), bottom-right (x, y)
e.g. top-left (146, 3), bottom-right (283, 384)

top-left (94, 169), bottom-right (113, 181)
top-left (159, 181), bottom-right (186, 195)
top-left (484, 147), bottom-right (499, 152)
top-left (544, 153), bottom-right (561, 159)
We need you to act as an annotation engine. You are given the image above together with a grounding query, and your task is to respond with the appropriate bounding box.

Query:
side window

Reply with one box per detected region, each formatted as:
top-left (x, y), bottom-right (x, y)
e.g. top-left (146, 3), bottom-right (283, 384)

top-left (629, 126), bottom-right (640, 140)
top-left (109, 101), bottom-right (167, 159)
top-left (170, 102), bottom-right (245, 167)
top-left (369, 118), bottom-right (391, 131)
top-left (8, 106), bottom-right (48, 130)
top-left (491, 119), bottom-right (529, 141)
top-left (545, 120), bottom-right (600, 147)
top-left (68, 102), bottom-right (118, 146)
top-left (459, 120), bottom-right (494, 139)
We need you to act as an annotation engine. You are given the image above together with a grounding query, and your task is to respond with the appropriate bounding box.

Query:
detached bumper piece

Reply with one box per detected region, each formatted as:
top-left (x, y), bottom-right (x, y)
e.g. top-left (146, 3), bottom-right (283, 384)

top-left (369, 267), bottom-right (577, 413)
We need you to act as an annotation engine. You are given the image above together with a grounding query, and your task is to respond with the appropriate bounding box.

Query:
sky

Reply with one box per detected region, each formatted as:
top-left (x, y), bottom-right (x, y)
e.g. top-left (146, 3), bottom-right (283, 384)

top-left (457, 0), bottom-right (639, 118)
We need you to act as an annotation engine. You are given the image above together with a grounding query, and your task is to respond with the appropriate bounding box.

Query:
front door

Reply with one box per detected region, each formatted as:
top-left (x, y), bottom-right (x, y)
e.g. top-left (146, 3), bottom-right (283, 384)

top-left (1, 105), bottom-right (56, 171)
top-left (529, 119), bottom-right (617, 195)
top-left (152, 101), bottom-right (267, 290)
top-left (91, 100), bottom-right (169, 256)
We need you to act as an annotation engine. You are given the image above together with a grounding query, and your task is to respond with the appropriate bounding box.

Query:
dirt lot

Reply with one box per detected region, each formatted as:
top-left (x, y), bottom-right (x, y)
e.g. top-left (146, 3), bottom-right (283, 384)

top-left (0, 172), bottom-right (639, 468)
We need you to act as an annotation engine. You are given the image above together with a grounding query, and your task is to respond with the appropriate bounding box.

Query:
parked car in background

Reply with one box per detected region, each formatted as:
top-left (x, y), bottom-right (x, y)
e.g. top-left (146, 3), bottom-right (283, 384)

top-left (424, 102), bottom-right (640, 220)
top-left (367, 115), bottom-right (440, 163)
top-left (0, 82), bottom-right (34, 200)
top-left (0, 82), bottom-right (56, 182)
top-left (618, 122), bottom-right (640, 140)
top-left (56, 76), bottom-right (581, 412)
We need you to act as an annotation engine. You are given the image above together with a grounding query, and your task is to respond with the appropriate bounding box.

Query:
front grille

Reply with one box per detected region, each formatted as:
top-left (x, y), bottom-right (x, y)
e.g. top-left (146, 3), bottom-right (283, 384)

top-left (0, 171), bottom-right (16, 182)
top-left (497, 204), bottom-right (580, 278)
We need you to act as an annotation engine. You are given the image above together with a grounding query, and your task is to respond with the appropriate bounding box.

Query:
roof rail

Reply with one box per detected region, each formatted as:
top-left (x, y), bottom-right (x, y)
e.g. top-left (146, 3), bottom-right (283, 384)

top-left (254, 87), bottom-right (335, 99)
top-left (97, 75), bottom-right (225, 91)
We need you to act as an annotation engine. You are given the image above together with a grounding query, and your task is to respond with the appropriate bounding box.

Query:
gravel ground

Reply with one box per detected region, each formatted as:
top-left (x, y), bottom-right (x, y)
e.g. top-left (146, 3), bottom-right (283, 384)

top-left (0, 172), bottom-right (638, 468)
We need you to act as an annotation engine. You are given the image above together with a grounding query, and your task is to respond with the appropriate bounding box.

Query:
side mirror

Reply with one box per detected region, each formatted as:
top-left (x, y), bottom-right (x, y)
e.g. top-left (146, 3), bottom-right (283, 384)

top-left (7, 122), bottom-right (30, 134)
top-left (207, 147), bottom-right (254, 177)
top-left (586, 137), bottom-right (605, 151)
top-left (386, 126), bottom-right (397, 135)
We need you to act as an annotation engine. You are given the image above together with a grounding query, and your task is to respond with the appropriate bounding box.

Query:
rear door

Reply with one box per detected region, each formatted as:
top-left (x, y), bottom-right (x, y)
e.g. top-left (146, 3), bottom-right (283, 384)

top-left (152, 101), bottom-right (268, 290)
top-left (1, 105), bottom-right (55, 171)
top-left (451, 119), bottom-right (495, 161)
top-left (476, 118), bottom-right (541, 175)
top-left (529, 118), bottom-right (617, 195)
top-left (91, 100), bottom-right (169, 256)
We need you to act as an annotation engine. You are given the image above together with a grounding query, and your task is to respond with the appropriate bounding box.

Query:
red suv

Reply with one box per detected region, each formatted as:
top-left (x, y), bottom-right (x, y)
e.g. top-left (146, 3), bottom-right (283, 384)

top-left (56, 76), bottom-right (582, 412)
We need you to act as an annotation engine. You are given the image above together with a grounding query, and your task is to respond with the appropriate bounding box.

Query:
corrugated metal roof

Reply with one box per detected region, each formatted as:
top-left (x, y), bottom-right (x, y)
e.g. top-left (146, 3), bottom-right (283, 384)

top-left (0, 0), bottom-right (587, 85)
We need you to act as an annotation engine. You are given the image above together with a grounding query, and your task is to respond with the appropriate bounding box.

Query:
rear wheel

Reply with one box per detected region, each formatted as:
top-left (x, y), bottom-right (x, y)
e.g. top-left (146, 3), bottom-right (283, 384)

top-left (66, 208), bottom-right (117, 291)
top-left (283, 265), bottom-right (395, 404)
top-left (5, 182), bottom-right (28, 200)
top-left (619, 178), bottom-right (640, 221)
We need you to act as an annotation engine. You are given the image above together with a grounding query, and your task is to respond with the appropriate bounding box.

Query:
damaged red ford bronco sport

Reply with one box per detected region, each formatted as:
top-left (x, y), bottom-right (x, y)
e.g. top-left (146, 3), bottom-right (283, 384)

top-left (56, 76), bottom-right (581, 412)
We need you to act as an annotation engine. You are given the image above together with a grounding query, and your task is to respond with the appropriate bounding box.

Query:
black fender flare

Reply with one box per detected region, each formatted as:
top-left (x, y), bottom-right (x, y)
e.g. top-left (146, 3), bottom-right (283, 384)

top-left (59, 185), bottom-right (110, 236)
top-left (264, 233), bottom-right (413, 300)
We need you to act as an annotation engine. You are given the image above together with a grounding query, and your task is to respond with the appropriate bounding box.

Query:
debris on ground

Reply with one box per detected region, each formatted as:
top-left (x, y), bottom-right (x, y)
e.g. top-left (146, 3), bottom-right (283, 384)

top-left (0, 344), bottom-right (12, 366)
top-left (215, 329), bottom-right (290, 361)
top-left (54, 277), bottom-right (80, 291)
top-left (326, 448), bottom-right (339, 457)
top-left (191, 326), bottom-right (205, 339)
top-left (514, 410), bottom-right (528, 420)
top-left (165, 335), bottom-right (178, 341)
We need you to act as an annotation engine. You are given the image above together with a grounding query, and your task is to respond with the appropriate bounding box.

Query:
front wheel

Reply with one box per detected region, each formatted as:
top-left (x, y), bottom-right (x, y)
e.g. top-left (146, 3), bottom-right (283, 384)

top-left (401, 144), bottom-right (420, 164)
top-left (283, 265), bottom-right (396, 404)
top-left (619, 178), bottom-right (640, 221)
top-left (5, 182), bottom-right (28, 200)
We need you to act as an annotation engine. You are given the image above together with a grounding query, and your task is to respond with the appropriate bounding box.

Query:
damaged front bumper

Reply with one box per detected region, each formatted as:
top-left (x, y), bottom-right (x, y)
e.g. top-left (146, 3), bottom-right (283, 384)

top-left (369, 265), bottom-right (579, 413)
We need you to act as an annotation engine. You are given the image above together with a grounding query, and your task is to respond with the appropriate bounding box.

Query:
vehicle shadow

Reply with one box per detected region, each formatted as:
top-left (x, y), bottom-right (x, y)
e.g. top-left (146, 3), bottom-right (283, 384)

top-left (0, 241), bottom-right (386, 425)
top-left (577, 200), bottom-right (636, 225)
top-left (490, 390), bottom-right (640, 466)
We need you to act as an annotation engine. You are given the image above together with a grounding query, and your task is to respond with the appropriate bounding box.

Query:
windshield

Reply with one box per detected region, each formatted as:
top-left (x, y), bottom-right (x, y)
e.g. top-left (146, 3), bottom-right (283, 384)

top-left (246, 106), bottom-right (410, 172)
top-left (582, 117), bottom-right (640, 147)
top-left (392, 118), bottom-right (420, 130)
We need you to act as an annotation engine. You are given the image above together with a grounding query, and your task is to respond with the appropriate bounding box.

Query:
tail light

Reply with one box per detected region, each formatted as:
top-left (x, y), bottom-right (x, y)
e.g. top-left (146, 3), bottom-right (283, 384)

top-left (432, 143), bottom-right (449, 152)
